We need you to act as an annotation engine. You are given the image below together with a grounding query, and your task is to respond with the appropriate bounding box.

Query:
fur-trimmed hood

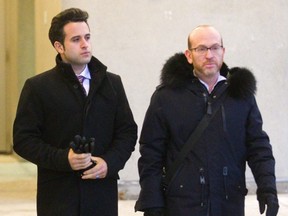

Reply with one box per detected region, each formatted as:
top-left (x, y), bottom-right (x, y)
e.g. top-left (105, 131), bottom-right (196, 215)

top-left (160, 53), bottom-right (256, 99)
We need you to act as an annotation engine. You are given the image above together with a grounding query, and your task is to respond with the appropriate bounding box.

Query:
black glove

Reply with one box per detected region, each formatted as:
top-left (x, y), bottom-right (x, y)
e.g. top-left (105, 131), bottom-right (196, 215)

top-left (257, 192), bottom-right (279, 216)
top-left (70, 135), bottom-right (96, 175)
top-left (70, 135), bottom-right (95, 154)
top-left (144, 208), bottom-right (165, 216)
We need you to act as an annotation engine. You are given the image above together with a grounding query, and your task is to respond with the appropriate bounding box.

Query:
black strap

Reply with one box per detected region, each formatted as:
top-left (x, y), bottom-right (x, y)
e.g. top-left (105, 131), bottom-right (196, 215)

top-left (162, 83), bottom-right (228, 189)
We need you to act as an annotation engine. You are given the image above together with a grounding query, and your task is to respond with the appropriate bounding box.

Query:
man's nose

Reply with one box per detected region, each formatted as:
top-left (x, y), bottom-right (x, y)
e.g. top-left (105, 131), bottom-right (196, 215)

top-left (205, 49), bottom-right (213, 58)
top-left (81, 38), bottom-right (89, 48)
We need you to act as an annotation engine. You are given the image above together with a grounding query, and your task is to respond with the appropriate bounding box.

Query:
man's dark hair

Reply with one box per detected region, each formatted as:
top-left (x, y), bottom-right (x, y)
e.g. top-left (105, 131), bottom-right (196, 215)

top-left (48, 8), bottom-right (89, 46)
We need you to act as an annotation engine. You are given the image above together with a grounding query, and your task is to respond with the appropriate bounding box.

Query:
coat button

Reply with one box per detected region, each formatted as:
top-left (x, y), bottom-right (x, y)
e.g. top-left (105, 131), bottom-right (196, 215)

top-left (180, 184), bottom-right (184, 188)
top-left (73, 84), bottom-right (78, 89)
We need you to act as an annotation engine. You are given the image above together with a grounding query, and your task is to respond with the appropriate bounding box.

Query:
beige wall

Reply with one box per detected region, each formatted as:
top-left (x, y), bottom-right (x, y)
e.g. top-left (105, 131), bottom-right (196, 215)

top-left (62, 0), bottom-right (288, 184)
top-left (34, 0), bottom-right (60, 74)
top-left (1, 0), bottom-right (287, 189)
top-left (0, 0), bottom-right (60, 152)
top-left (0, 0), bottom-right (19, 153)
top-left (0, 0), bottom-right (7, 152)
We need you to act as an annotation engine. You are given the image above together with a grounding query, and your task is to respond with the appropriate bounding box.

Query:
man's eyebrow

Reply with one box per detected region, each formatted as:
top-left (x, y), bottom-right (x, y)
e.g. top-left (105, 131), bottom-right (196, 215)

top-left (70, 35), bottom-right (80, 40)
top-left (70, 33), bottom-right (90, 40)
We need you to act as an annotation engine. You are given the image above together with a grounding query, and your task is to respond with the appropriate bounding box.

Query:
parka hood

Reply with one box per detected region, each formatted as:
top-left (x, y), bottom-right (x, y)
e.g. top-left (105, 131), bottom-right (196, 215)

top-left (160, 53), bottom-right (256, 99)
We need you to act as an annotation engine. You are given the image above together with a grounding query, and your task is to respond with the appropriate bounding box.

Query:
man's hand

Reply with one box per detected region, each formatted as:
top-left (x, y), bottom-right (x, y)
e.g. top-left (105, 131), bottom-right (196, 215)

top-left (258, 192), bottom-right (279, 216)
top-left (81, 157), bottom-right (108, 180)
top-left (68, 148), bottom-right (93, 171)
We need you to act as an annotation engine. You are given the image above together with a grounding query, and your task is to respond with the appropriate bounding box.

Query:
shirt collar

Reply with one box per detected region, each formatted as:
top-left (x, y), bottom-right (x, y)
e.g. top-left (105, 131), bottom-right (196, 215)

top-left (79, 65), bottom-right (91, 80)
top-left (198, 74), bottom-right (226, 92)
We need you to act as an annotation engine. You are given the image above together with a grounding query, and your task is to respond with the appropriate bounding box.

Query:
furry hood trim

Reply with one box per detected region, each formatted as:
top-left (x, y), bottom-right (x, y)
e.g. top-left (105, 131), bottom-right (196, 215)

top-left (160, 53), bottom-right (256, 99)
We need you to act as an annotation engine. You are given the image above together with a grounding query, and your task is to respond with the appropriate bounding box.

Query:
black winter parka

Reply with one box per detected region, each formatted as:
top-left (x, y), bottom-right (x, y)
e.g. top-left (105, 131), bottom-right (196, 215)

top-left (135, 53), bottom-right (277, 216)
top-left (13, 55), bottom-right (137, 216)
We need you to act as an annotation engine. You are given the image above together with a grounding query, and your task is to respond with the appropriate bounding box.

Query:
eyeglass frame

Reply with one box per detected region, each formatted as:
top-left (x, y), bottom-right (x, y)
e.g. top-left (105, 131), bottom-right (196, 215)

top-left (189, 44), bottom-right (224, 55)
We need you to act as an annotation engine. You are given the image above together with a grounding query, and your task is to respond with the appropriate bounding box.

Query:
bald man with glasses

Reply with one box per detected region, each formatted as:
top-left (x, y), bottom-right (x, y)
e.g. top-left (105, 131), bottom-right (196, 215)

top-left (135, 25), bottom-right (279, 216)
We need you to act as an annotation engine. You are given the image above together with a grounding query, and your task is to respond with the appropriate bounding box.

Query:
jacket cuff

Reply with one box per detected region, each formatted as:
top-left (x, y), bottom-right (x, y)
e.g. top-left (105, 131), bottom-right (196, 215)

top-left (256, 187), bottom-right (277, 196)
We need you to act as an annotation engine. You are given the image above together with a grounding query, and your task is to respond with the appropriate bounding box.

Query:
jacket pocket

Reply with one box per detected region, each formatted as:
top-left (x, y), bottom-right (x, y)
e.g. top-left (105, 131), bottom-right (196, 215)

top-left (163, 163), bottom-right (208, 208)
top-left (223, 165), bottom-right (248, 201)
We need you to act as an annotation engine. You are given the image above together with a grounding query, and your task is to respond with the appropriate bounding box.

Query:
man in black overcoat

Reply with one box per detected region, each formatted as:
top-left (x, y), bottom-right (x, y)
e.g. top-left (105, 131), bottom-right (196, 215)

top-left (13, 8), bottom-right (137, 216)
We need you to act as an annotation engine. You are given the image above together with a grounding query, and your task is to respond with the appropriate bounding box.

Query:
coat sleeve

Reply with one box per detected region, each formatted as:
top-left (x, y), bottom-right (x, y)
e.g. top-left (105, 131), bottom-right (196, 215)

top-left (135, 91), bottom-right (167, 211)
top-left (100, 74), bottom-right (138, 177)
top-left (245, 97), bottom-right (277, 194)
top-left (13, 79), bottom-right (71, 171)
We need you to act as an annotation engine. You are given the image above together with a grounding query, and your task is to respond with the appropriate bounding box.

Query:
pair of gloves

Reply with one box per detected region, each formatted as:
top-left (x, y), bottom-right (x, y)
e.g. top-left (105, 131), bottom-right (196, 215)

top-left (70, 135), bottom-right (95, 154)
top-left (143, 192), bottom-right (279, 216)
top-left (70, 135), bottom-right (96, 176)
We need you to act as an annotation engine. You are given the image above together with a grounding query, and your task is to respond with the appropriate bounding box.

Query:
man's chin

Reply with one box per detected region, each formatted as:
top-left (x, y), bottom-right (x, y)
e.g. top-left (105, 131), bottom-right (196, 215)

top-left (204, 69), bottom-right (219, 76)
top-left (81, 56), bottom-right (92, 64)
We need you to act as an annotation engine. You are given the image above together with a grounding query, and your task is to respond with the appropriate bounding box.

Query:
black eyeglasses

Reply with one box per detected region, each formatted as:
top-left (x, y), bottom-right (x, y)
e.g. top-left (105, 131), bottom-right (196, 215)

top-left (189, 45), bottom-right (223, 55)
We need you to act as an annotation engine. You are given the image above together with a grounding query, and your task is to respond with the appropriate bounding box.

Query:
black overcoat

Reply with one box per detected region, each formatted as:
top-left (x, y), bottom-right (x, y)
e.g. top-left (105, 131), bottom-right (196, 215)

top-left (13, 55), bottom-right (137, 216)
top-left (135, 53), bottom-right (276, 216)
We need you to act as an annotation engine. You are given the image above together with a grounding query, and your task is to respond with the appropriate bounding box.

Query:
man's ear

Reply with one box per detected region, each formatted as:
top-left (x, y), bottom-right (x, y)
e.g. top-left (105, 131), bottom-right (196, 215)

top-left (184, 49), bottom-right (193, 64)
top-left (54, 41), bottom-right (64, 53)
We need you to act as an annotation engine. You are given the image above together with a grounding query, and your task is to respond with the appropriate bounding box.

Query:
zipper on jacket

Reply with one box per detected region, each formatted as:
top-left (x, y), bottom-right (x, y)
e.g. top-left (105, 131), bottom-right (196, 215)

top-left (203, 92), bottom-right (212, 115)
top-left (199, 167), bottom-right (206, 207)
top-left (207, 101), bottom-right (212, 115)
top-left (203, 92), bottom-right (207, 104)
top-left (221, 105), bottom-right (227, 132)
top-left (223, 166), bottom-right (229, 200)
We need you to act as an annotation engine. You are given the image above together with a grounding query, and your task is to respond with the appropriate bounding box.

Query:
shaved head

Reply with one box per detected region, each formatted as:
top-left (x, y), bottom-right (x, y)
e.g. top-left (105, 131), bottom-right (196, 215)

top-left (187, 25), bottom-right (223, 49)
